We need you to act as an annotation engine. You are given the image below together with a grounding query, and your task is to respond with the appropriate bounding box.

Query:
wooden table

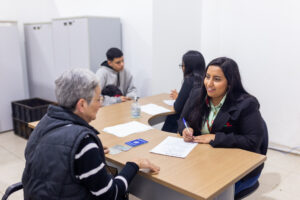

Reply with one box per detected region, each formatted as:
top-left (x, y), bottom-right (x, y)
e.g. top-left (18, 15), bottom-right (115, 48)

top-left (29, 93), bottom-right (266, 200)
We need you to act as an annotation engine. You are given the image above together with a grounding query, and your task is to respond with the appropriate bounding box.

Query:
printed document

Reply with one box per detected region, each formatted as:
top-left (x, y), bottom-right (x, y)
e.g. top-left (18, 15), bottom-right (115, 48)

top-left (163, 100), bottom-right (175, 106)
top-left (141, 103), bottom-right (171, 115)
top-left (150, 136), bottom-right (197, 158)
top-left (103, 121), bottom-right (153, 137)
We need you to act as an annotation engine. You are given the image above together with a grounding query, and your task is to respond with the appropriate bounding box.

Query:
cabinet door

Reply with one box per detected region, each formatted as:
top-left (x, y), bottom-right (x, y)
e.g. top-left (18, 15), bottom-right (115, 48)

top-left (68, 18), bottom-right (89, 69)
top-left (88, 18), bottom-right (122, 73)
top-left (24, 23), bottom-right (56, 101)
top-left (52, 20), bottom-right (71, 72)
top-left (0, 23), bottom-right (26, 131)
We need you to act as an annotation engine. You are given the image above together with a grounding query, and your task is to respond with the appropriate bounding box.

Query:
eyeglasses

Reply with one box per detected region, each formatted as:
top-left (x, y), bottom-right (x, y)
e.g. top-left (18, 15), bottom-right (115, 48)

top-left (178, 64), bottom-right (184, 68)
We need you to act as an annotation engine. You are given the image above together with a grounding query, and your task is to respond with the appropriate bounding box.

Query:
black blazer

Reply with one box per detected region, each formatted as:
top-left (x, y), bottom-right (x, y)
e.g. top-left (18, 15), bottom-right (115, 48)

top-left (174, 76), bottom-right (194, 114)
top-left (162, 76), bottom-right (194, 133)
top-left (178, 90), bottom-right (268, 180)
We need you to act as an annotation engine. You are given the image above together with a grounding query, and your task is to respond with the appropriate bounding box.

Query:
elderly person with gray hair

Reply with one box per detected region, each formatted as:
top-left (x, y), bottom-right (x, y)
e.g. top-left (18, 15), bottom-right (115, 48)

top-left (22, 68), bottom-right (159, 200)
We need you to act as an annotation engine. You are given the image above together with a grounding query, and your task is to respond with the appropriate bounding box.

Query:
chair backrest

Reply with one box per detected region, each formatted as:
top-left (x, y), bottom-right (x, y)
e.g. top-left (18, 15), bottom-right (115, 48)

top-left (260, 119), bottom-right (269, 155)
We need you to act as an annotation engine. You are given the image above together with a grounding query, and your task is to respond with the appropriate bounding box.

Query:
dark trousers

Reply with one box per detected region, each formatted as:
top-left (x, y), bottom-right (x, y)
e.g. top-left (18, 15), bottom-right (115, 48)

top-left (235, 174), bottom-right (260, 195)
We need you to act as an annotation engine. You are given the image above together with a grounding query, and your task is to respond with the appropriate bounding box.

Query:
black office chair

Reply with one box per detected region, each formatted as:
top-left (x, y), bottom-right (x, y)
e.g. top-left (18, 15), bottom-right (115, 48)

top-left (1, 182), bottom-right (23, 200)
top-left (235, 119), bottom-right (269, 200)
top-left (260, 120), bottom-right (269, 156)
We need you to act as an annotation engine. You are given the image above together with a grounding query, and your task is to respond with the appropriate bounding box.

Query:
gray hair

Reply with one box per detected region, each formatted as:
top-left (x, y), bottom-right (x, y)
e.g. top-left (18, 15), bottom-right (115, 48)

top-left (55, 68), bottom-right (99, 109)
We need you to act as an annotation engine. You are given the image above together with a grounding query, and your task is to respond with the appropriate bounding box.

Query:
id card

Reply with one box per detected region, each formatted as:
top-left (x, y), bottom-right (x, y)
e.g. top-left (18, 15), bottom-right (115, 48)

top-left (109, 144), bottom-right (132, 155)
top-left (125, 138), bottom-right (148, 147)
top-left (113, 144), bottom-right (132, 151)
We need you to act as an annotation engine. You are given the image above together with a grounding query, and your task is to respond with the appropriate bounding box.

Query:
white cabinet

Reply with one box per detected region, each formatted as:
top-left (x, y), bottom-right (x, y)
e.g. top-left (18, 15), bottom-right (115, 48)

top-left (24, 16), bottom-right (121, 101)
top-left (52, 16), bottom-right (121, 73)
top-left (52, 18), bottom-right (90, 73)
top-left (24, 23), bottom-right (57, 101)
top-left (0, 21), bottom-right (27, 132)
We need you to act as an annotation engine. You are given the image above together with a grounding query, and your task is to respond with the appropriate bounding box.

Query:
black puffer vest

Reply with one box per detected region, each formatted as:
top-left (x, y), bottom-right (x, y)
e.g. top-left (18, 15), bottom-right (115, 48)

top-left (22, 105), bottom-right (104, 200)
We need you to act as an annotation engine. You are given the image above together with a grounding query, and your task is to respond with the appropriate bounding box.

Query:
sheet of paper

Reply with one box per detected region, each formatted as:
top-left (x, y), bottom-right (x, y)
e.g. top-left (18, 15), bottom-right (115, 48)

top-left (163, 100), bottom-right (175, 106)
top-left (103, 121), bottom-right (153, 137)
top-left (141, 103), bottom-right (171, 115)
top-left (150, 136), bottom-right (197, 158)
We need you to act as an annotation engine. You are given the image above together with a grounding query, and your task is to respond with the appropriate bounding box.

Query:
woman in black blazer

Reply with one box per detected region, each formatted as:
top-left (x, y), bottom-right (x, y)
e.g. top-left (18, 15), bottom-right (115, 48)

top-left (162, 50), bottom-right (205, 133)
top-left (178, 57), bottom-right (268, 199)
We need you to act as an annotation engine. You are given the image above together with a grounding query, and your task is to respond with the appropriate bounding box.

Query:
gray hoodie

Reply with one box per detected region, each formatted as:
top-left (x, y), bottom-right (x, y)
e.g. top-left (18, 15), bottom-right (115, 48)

top-left (96, 61), bottom-right (137, 106)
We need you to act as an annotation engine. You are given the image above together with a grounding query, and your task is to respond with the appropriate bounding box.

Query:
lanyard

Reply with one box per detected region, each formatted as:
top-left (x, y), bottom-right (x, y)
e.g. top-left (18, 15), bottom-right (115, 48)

top-left (206, 120), bottom-right (213, 132)
top-left (207, 108), bottom-right (217, 133)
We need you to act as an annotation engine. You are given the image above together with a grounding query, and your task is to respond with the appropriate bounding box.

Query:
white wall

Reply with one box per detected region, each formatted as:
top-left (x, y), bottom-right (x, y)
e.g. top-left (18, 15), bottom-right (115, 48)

top-left (152, 0), bottom-right (203, 95)
top-left (53, 0), bottom-right (153, 97)
top-left (201, 0), bottom-right (300, 150)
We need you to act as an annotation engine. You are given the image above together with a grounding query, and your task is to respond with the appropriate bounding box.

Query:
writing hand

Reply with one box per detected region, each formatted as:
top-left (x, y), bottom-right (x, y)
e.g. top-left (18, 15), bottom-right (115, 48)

top-left (182, 127), bottom-right (194, 142)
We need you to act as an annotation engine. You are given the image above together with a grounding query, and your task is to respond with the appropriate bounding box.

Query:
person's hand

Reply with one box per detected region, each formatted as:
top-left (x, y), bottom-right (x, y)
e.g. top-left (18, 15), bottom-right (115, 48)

top-left (120, 96), bottom-right (131, 102)
top-left (193, 134), bottom-right (215, 144)
top-left (131, 158), bottom-right (160, 174)
top-left (182, 127), bottom-right (194, 142)
top-left (103, 146), bottom-right (110, 154)
top-left (170, 89), bottom-right (178, 100)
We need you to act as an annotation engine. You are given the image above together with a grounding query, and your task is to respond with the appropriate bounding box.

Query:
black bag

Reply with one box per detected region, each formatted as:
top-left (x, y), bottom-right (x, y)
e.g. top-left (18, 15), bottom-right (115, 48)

top-left (101, 85), bottom-right (123, 97)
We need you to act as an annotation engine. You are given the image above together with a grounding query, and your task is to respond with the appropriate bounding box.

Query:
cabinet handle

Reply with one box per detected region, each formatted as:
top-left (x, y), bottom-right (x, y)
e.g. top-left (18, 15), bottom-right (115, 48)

top-left (69, 21), bottom-right (72, 25)
top-left (64, 22), bottom-right (67, 26)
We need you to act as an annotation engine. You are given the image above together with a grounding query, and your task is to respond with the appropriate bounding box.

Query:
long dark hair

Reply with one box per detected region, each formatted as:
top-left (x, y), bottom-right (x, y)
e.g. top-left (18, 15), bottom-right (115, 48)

top-left (187, 57), bottom-right (250, 131)
top-left (182, 50), bottom-right (205, 87)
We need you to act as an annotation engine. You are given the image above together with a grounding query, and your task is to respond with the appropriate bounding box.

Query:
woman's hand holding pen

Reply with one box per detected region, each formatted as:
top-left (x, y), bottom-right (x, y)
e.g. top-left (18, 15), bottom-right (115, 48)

top-left (182, 127), bottom-right (194, 142)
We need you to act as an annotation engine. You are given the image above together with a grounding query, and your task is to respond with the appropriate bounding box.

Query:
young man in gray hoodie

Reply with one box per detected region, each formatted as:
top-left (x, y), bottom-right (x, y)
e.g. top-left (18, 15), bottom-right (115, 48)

top-left (96, 48), bottom-right (137, 106)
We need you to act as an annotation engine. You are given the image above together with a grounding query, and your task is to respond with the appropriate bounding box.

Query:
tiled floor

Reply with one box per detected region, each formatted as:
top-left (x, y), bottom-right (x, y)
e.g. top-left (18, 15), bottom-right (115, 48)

top-left (0, 131), bottom-right (299, 200)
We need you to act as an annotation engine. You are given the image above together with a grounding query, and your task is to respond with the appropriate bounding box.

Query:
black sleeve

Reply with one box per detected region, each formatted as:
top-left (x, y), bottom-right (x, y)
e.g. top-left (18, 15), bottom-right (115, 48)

top-left (210, 99), bottom-right (264, 152)
top-left (174, 78), bottom-right (193, 114)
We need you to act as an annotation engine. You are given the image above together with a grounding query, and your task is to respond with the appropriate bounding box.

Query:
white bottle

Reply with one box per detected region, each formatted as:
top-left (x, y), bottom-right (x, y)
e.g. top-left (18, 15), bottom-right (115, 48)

top-left (131, 96), bottom-right (141, 118)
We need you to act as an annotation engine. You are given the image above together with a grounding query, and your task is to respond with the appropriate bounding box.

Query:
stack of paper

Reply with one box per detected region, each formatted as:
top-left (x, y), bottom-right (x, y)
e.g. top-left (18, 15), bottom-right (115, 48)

top-left (163, 100), bottom-right (175, 106)
top-left (103, 121), bottom-right (153, 137)
top-left (150, 136), bottom-right (197, 158)
top-left (141, 103), bottom-right (171, 115)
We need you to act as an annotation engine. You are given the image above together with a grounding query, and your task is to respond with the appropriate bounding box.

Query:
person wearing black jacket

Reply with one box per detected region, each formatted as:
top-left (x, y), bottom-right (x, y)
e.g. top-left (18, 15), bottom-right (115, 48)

top-left (162, 50), bottom-right (205, 133)
top-left (178, 57), bottom-right (268, 199)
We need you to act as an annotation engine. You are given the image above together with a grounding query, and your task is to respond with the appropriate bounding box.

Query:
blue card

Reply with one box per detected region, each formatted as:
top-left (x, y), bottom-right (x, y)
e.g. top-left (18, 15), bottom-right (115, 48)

top-left (125, 138), bottom-right (148, 147)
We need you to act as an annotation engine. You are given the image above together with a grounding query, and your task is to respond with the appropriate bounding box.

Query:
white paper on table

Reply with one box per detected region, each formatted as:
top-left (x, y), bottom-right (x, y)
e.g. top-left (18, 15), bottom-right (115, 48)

top-left (163, 100), bottom-right (175, 106)
top-left (150, 136), bottom-right (197, 158)
top-left (141, 103), bottom-right (171, 115)
top-left (103, 121), bottom-right (153, 137)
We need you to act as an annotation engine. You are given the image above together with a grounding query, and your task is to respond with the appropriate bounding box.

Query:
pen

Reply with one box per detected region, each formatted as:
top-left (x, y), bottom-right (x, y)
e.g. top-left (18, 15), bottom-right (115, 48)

top-left (182, 118), bottom-right (192, 136)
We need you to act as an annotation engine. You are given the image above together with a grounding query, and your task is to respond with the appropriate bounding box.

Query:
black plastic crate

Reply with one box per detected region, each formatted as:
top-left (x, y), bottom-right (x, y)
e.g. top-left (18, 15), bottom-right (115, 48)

top-left (13, 118), bottom-right (33, 139)
top-left (11, 98), bottom-right (54, 122)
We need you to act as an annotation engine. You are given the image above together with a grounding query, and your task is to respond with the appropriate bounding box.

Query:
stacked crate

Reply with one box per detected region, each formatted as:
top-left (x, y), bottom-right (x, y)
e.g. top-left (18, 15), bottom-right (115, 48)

top-left (11, 98), bottom-right (54, 139)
